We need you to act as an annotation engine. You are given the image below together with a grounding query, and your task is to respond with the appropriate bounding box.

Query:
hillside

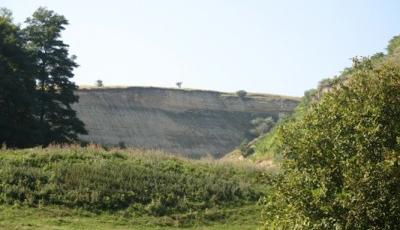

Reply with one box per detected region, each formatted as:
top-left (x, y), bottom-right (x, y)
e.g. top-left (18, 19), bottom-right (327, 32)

top-left (73, 87), bottom-right (300, 158)
top-left (245, 36), bottom-right (400, 164)
top-left (0, 146), bottom-right (271, 229)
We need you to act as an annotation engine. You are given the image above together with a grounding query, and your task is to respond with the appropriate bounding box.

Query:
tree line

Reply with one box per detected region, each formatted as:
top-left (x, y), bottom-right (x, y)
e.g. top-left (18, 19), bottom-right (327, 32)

top-left (0, 8), bottom-right (86, 148)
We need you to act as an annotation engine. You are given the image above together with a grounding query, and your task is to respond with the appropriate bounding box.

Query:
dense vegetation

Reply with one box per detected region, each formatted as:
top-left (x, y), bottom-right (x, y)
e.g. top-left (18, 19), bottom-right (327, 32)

top-left (0, 146), bottom-right (271, 228)
top-left (0, 8), bottom-right (86, 148)
top-left (251, 37), bottom-right (400, 162)
top-left (2, 6), bottom-right (400, 230)
top-left (259, 36), bottom-right (400, 229)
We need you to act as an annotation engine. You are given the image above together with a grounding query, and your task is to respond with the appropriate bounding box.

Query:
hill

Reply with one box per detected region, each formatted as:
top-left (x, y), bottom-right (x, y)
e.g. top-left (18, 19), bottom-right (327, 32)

top-left (242, 35), bottom-right (400, 164)
top-left (73, 87), bottom-right (299, 158)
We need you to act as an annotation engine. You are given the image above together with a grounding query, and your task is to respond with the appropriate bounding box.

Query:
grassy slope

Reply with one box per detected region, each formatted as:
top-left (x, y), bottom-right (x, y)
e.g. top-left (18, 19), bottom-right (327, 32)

top-left (249, 105), bottom-right (308, 163)
top-left (0, 146), bottom-right (271, 229)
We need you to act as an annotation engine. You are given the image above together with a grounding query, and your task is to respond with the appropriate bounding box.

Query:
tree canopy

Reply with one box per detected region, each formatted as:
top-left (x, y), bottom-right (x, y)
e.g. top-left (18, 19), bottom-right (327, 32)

top-left (0, 8), bottom-right (86, 147)
top-left (0, 15), bottom-right (38, 147)
top-left (262, 39), bottom-right (400, 229)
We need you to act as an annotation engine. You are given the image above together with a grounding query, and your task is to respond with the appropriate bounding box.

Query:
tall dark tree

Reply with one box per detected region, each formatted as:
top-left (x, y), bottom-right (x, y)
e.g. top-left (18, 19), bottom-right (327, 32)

top-left (0, 12), bottom-right (38, 147)
top-left (24, 7), bottom-right (87, 145)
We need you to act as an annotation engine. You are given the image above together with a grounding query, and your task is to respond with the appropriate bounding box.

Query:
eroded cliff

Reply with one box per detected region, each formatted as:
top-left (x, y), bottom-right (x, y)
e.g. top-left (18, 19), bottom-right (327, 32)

top-left (73, 87), bottom-right (300, 157)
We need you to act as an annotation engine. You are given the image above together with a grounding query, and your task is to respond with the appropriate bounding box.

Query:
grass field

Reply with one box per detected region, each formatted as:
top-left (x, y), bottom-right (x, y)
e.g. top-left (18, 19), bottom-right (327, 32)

top-left (0, 205), bottom-right (262, 229)
top-left (0, 145), bottom-right (271, 229)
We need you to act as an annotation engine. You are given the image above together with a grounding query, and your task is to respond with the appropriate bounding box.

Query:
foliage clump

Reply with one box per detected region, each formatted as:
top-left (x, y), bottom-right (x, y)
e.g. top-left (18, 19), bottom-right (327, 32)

top-left (240, 117), bottom-right (276, 157)
top-left (0, 14), bottom-right (38, 147)
top-left (262, 57), bottom-right (400, 229)
top-left (387, 35), bottom-right (400, 55)
top-left (0, 8), bottom-right (86, 148)
top-left (250, 117), bottom-right (275, 137)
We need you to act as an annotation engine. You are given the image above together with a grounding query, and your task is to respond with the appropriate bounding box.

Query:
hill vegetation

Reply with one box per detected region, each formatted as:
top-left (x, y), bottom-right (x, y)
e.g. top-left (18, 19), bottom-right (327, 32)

top-left (1, 6), bottom-right (400, 230)
top-left (0, 145), bottom-right (272, 228)
top-left (255, 36), bottom-right (400, 229)
top-left (248, 35), bottom-right (400, 163)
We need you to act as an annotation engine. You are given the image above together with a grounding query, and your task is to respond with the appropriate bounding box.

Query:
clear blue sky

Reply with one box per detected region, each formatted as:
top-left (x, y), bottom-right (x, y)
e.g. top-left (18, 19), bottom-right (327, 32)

top-left (3, 0), bottom-right (400, 96)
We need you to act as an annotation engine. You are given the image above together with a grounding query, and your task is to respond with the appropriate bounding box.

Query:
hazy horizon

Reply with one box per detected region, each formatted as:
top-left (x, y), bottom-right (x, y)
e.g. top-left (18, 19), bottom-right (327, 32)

top-left (3, 0), bottom-right (400, 96)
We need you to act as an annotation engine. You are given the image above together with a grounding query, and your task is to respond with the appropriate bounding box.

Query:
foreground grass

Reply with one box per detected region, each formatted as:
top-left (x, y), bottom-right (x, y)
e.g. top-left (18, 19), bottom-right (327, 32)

top-left (0, 146), bottom-right (271, 229)
top-left (0, 205), bottom-right (261, 229)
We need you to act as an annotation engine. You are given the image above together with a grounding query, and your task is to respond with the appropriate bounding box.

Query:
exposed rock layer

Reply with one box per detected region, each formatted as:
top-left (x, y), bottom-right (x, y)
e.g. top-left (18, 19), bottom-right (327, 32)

top-left (73, 87), bottom-right (300, 157)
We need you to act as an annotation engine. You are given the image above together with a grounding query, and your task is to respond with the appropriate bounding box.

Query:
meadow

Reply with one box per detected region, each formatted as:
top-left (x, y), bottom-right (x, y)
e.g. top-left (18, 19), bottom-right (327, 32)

top-left (0, 145), bottom-right (272, 229)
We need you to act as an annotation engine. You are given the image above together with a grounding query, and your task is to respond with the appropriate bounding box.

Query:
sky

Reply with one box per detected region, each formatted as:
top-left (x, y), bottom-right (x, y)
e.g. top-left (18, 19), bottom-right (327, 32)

top-left (2, 0), bottom-right (400, 96)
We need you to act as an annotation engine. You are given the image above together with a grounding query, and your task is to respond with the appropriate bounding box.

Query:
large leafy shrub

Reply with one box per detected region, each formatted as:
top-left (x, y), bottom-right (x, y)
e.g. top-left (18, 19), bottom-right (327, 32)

top-left (262, 57), bottom-right (400, 229)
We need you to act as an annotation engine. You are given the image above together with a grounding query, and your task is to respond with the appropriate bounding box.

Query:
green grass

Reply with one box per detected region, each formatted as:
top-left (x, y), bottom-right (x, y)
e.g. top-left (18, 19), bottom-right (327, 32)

top-left (250, 128), bottom-right (280, 162)
top-left (0, 145), bottom-right (271, 229)
top-left (0, 204), bottom-right (262, 229)
top-left (248, 97), bottom-right (311, 163)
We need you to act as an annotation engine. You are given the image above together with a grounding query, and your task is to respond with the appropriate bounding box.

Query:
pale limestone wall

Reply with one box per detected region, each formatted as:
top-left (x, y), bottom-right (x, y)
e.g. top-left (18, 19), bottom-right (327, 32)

top-left (73, 87), bottom-right (299, 158)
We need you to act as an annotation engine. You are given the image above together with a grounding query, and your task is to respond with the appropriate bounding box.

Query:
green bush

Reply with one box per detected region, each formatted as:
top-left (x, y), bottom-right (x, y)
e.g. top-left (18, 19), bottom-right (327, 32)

top-left (262, 58), bottom-right (400, 229)
top-left (239, 139), bottom-right (255, 157)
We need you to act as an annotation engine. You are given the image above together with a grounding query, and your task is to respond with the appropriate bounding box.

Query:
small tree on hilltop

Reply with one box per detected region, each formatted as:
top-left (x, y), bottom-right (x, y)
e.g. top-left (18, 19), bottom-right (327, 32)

top-left (236, 90), bottom-right (247, 98)
top-left (96, 79), bottom-right (103, 88)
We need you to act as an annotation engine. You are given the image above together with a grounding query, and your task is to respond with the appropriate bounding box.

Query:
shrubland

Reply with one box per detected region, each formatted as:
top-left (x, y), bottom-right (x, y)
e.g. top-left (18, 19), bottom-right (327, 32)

top-left (0, 145), bottom-right (271, 228)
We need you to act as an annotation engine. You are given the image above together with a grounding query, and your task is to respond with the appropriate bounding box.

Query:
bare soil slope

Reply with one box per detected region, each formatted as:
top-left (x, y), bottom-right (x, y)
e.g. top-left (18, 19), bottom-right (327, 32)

top-left (73, 87), bottom-right (299, 157)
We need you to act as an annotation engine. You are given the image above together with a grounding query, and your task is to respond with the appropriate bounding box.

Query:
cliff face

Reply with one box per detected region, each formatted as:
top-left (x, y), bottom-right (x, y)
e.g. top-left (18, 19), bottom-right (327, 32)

top-left (73, 87), bottom-right (300, 158)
